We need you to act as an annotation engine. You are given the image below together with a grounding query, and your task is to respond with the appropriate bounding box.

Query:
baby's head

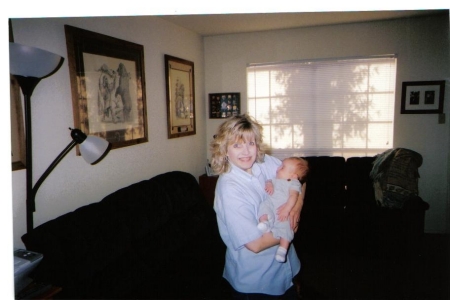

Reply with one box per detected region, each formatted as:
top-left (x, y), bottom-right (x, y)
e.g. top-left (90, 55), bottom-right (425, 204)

top-left (276, 157), bottom-right (309, 182)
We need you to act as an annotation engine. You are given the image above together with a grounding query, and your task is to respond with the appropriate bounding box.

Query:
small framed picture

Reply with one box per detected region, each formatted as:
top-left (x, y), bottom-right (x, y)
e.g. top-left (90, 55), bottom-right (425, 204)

top-left (164, 55), bottom-right (196, 139)
top-left (209, 93), bottom-right (240, 118)
top-left (401, 81), bottom-right (445, 114)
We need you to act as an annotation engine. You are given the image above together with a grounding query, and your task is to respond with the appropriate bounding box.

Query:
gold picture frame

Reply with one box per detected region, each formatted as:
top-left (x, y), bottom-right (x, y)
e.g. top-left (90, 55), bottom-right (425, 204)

top-left (164, 54), bottom-right (196, 139)
top-left (65, 25), bottom-right (148, 151)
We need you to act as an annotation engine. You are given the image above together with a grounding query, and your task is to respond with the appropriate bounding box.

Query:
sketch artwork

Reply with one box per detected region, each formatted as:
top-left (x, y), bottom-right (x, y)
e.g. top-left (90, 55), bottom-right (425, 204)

top-left (82, 52), bottom-right (140, 135)
top-left (97, 62), bottom-right (132, 124)
top-left (175, 78), bottom-right (189, 119)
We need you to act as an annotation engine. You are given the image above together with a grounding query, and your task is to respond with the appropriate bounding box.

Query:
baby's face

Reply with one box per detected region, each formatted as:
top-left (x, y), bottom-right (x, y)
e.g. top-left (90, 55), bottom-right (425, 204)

top-left (276, 159), bottom-right (297, 180)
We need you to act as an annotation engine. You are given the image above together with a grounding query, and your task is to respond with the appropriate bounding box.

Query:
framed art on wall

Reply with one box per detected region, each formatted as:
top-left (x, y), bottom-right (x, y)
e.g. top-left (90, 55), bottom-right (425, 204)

top-left (165, 54), bottom-right (196, 138)
top-left (401, 80), bottom-right (445, 114)
top-left (65, 25), bottom-right (148, 152)
top-left (209, 93), bottom-right (240, 118)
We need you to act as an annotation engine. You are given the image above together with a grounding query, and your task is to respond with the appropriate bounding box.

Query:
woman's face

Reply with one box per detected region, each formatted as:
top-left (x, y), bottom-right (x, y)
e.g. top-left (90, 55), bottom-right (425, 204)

top-left (227, 137), bottom-right (257, 174)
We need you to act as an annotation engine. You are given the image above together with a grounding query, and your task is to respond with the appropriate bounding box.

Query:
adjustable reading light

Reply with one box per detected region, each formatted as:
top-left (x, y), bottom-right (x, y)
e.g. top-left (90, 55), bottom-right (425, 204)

top-left (9, 42), bottom-right (111, 233)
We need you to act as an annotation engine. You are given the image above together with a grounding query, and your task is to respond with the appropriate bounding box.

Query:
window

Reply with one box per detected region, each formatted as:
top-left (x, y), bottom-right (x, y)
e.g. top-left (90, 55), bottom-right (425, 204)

top-left (247, 56), bottom-right (396, 159)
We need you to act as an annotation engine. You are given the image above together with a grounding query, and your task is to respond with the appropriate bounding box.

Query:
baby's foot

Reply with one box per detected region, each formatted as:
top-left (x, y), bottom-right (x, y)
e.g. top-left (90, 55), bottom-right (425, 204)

top-left (257, 221), bottom-right (270, 232)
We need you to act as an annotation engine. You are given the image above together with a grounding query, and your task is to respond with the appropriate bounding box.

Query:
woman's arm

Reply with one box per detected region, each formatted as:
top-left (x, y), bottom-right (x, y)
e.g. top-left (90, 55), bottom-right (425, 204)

top-left (289, 182), bottom-right (306, 232)
top-left (245, 232), bottom-right (280, 253)
top-left (246, 183), bottom-right (306, 253)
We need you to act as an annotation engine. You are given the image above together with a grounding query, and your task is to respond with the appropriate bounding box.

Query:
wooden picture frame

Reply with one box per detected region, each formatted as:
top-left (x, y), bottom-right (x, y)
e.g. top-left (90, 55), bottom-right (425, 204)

top-left (10, 19), bottom-right (26, 171)
top-left (401, 80), bottom-right (445, 114)
top-left (164, 54), bottom-right (196, 138)
top-left (65, 25), bottom-right (148, 152)
top-left (209, 93), bottom-right (240, 118)
top-left (10, 75), bottom-right (26, 170)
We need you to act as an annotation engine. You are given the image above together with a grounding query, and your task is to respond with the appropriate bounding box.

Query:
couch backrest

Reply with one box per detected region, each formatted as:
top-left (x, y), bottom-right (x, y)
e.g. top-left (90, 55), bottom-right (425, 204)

top-left (301, 155), bottom-right (378, 209)
top-left (345, 156), bottom-right (377, 208)
top-left (302, 156), bottom-right (347, 208)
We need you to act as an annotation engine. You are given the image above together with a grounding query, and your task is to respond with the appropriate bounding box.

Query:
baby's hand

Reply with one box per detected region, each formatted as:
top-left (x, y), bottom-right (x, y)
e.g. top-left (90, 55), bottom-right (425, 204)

top-left (277, 203), bottom-right (291, 221)
top-left (278, 211), bottom-right (289, 222)
top-left (265, 180), bottom-right (274, 195)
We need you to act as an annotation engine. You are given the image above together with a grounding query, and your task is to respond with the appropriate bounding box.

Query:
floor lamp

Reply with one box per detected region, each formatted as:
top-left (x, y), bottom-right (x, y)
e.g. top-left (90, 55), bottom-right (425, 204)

top-left (9, 42), bottom-right (111, 234)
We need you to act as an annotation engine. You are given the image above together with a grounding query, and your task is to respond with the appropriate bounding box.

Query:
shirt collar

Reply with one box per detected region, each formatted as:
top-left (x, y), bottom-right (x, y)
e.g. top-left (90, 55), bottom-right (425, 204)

top-left (227, 160), bottom-right (262, 179)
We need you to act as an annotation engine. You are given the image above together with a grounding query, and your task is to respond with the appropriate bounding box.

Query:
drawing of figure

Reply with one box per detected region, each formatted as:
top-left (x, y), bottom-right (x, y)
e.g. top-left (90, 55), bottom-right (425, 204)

top-left (425, 91), bottom-right (435, 104)
top-left (97, 62), bottom-right (133, 124)
top-left (115, 63), bottom-right (132, 122)
top-left (409, 91), bottom-right (420, 105)
top-left (97, 64), bottom-right (117, 122)
top-left (175, 78), bottom-right (187, 118)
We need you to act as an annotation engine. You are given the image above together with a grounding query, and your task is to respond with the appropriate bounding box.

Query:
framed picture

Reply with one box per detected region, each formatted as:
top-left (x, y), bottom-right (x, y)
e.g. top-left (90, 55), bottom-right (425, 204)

top-left (65, 25), bottom-right (148, 152)
top-left (165, 54), bottom-right (196, 138)
top-left (209, 93), bottom-right (240, 118)
top-left (401, 81), bottom-right (445, 114)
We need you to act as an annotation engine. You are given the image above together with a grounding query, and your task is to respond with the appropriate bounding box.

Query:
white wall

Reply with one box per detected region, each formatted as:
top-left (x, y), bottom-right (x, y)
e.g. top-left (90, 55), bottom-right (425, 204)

top-left (10, 16), bottom-right (206, 249)
top-left (204, 14), bottom-right (450, 233)
top-left (8, 13), bottom-right (450, 252)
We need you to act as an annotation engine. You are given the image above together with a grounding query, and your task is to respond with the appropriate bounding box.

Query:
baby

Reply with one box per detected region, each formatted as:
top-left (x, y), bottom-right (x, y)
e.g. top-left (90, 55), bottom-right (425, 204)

top-left (257, 157), bottom-right (309, 262)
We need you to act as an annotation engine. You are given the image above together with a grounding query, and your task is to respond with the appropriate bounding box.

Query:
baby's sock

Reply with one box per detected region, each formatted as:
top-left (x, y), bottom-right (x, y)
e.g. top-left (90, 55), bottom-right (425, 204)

top-left (275, 246), bottom-right (287, 263)
top-left (257, 221), bottom-right (270, 232)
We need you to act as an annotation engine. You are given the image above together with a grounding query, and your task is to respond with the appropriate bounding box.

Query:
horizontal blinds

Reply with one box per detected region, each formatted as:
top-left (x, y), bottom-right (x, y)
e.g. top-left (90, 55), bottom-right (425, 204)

top-left (247, 56), bottom-right (397, 159)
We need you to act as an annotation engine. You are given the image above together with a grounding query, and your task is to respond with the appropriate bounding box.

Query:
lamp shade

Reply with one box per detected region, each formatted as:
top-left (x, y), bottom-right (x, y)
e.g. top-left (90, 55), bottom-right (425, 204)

top-left (9, 42), bottom-right (64, 78)
top-left (79, 135), bottom-right (111, 165)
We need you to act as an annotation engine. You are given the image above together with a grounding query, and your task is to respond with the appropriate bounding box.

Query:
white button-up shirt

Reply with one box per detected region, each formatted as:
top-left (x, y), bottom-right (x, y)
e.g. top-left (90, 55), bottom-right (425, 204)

top-left (214, 154), bottom-right (301, 295)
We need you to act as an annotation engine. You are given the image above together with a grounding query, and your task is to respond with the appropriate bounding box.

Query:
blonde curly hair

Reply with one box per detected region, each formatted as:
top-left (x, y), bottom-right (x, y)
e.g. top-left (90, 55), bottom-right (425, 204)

top-left (210, 114), bottom-right (267, 175)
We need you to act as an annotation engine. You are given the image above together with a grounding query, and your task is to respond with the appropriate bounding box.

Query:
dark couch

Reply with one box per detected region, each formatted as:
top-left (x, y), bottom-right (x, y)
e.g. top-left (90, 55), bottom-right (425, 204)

top-left (21, 155), bottom-right (429, 299)
top-left (21, 171), bottom-right (230, 299)
top-left (294, 155), bottom-right (429, 299)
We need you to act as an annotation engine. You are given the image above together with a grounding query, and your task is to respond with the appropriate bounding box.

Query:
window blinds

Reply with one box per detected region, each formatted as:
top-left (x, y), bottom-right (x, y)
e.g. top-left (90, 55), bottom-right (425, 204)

top-left (247, 56), bottom-right (397, 159)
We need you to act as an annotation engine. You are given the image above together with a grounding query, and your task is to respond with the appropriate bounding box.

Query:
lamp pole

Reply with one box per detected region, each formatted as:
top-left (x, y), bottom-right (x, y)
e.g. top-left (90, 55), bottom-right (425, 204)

top-left (14, 76), bottom-right (42, 233)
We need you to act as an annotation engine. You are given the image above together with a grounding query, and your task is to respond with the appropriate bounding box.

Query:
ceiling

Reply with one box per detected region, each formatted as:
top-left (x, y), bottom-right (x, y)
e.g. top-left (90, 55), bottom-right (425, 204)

top-left (159, 10), bottom-right (447, 36)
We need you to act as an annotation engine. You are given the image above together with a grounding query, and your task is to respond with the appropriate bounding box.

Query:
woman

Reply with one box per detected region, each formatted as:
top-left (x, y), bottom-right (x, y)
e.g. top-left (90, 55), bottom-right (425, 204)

top-left (210, 114), bottom-right (305, 299)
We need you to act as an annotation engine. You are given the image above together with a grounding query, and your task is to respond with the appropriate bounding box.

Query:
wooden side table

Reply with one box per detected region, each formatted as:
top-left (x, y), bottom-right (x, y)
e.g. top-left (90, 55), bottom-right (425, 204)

top-left (199, 174), bottom-right (218, 206)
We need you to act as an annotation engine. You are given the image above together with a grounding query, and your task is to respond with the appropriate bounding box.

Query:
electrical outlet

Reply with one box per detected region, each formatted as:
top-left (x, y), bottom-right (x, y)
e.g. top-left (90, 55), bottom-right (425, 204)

top-left (438, 113), bottom-right (445, 124)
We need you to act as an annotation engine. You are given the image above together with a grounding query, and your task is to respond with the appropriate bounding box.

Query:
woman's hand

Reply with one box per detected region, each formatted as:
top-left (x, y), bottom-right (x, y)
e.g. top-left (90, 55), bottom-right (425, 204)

top-left (289, 207), bottom-right (301, 233)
